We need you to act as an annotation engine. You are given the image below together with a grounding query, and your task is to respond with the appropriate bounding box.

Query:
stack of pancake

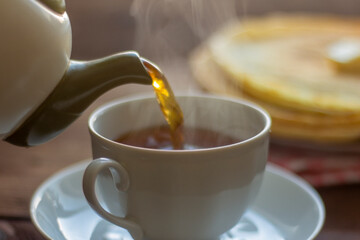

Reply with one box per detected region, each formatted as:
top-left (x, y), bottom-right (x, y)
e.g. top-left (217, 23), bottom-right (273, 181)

top-left (190, 14), bottom-right (360, 145)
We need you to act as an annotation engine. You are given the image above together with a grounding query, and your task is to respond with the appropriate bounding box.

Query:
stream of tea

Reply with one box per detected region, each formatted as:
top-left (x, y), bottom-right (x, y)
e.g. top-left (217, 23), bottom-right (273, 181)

top-left (142, 60), bottom-right (184, 149)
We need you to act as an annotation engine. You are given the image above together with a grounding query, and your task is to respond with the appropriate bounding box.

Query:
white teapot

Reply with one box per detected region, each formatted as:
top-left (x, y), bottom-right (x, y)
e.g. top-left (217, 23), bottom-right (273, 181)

top-left (0, 0), bottom-right (153, 146)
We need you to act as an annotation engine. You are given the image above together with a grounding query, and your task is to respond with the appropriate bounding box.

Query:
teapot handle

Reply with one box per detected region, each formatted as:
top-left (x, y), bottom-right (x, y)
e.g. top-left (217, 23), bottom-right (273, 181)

top-left (6, 51), bottom-right (152, 147)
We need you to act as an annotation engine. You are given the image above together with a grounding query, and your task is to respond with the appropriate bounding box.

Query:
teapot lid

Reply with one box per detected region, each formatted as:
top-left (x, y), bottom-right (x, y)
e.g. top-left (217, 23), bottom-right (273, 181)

top-left (37, 0), bottom-right (65, 14)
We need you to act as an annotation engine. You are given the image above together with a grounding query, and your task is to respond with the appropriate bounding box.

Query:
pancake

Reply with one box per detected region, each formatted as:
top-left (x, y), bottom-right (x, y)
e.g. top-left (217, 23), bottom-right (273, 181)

top-left (189, 44), bottom-right (360, 143)
top-left (206, 14), bottom-right (360, 115)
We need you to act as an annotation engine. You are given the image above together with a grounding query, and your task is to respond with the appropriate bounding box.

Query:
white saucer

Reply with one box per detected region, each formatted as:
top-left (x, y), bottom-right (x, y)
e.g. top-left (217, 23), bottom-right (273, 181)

top-left (30, 161), bottom-right (325, 240)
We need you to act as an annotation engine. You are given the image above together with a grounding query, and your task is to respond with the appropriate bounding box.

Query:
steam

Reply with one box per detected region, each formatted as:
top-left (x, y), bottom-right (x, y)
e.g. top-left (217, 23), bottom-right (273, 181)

top-left (128, 0), bottom-right (247, 148)
top-left (130, 0), bottom-right (241, 69)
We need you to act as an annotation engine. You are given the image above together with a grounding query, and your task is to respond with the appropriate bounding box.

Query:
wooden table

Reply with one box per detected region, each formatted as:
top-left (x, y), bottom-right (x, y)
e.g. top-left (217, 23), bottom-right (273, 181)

top-left (1, 0), bottom-right (359, 239)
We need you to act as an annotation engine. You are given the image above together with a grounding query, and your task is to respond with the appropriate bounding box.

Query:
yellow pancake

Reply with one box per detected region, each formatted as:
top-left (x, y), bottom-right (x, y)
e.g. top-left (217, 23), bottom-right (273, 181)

top-left (189, 45), bottom-right (360, 143)
top-left (207, 14), bottom-right (360, 115)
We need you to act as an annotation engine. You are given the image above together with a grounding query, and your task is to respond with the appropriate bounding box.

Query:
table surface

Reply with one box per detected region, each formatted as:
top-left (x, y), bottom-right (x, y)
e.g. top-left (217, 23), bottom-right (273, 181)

top-left (1, 1), bottom-right (360, 239)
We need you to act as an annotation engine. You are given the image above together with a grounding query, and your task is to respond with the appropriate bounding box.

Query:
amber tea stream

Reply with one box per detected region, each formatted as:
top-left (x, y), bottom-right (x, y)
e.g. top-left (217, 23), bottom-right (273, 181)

top-left (142, 60), bottom-right (184, 149)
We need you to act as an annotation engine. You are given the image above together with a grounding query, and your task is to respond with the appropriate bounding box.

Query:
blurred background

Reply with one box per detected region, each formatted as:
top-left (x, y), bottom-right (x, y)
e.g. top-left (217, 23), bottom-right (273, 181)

top-left (67, 0), bottom-right (359, 60)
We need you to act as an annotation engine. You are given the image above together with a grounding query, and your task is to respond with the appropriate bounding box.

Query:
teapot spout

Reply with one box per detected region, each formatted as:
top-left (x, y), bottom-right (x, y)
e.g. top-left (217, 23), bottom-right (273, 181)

top-left (6, 51), bottom-right (152, 147)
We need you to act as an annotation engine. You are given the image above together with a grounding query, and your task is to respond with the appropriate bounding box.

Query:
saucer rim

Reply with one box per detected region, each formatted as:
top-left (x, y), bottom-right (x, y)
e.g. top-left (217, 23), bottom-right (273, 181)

top-left (29, 160), bottom-right (325, 240)
top-left (30, 160), bottom-right (91, 240)
top-left (265, 164), bottom-right (326, 240)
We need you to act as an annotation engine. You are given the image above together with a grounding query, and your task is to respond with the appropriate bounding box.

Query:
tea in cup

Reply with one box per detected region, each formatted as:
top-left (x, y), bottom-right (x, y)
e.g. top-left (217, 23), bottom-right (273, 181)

top-left (83, 95), bottom-right (271, 240)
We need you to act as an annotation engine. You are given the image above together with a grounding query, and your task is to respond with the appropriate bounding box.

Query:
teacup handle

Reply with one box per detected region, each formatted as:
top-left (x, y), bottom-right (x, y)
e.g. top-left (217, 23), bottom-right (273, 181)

top-left (82, 158), bottom-right (143, 240)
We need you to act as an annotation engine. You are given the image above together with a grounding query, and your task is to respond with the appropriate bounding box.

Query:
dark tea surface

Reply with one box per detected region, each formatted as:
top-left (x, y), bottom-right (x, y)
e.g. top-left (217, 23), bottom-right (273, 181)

top-left (115, 125), bottom-right (238, 150)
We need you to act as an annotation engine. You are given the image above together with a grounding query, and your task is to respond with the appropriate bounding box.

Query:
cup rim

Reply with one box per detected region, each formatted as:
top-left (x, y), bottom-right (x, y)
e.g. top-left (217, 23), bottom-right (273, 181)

top-left (88, 93), bottom-right (271, 153)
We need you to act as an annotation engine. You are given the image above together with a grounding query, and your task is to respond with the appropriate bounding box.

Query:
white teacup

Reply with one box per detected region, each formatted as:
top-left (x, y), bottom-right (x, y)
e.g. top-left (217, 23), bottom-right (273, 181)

top-left (82, 95), bottom-right (271, 240)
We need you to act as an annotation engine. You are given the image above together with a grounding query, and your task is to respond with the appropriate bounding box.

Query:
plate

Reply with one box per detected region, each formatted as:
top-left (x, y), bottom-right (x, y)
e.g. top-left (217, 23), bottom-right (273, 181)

top-left (30, 160), bottom-right (325, 240)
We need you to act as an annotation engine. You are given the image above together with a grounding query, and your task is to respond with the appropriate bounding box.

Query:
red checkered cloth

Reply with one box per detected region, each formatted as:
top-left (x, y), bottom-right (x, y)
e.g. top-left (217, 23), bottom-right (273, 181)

top-left (268, 144), bottom-right (360, 187)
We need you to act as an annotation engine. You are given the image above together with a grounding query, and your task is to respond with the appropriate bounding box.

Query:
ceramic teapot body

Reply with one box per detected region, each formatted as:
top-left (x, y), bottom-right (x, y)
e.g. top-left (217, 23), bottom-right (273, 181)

top-left (0, 0), bottom-right (152, 146)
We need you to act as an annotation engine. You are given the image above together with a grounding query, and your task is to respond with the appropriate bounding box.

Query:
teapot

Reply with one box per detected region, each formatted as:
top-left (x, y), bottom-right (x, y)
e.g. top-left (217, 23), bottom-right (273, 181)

top-left (1, 0), bottom-right (154, 147)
